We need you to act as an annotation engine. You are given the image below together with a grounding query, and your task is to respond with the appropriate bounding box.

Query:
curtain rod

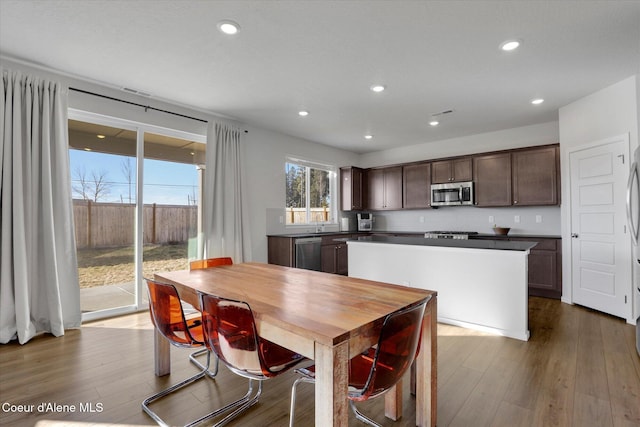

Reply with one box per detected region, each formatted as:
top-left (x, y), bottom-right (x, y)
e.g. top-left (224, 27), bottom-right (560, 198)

top-left (70, 87), bottom-right (209, 123)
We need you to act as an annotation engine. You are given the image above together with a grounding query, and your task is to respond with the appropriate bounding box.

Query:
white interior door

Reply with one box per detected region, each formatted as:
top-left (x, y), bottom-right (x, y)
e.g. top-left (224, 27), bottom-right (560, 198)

top-left (570, 136), bottom-right (632, 320)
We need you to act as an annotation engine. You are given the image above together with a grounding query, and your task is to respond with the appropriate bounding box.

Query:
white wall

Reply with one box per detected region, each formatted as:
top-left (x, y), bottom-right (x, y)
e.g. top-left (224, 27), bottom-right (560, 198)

top-left (360, 121), bottom-right (559, 168)
top-left (558, 75), bottom-right (640, 316)
top-left (241, 125), bottom-right (360, 262)
top-left (559, 76), bottom-right (638, 150)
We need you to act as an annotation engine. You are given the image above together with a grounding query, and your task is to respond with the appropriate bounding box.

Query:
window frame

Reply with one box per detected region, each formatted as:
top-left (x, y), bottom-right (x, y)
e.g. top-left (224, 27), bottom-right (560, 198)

top-left (285, 156), bottom-right (337, 227)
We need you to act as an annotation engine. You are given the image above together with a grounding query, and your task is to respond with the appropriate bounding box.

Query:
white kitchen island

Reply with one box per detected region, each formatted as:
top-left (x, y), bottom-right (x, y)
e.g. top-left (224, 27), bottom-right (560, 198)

top-left (347, 236), bottom-right (537, 341)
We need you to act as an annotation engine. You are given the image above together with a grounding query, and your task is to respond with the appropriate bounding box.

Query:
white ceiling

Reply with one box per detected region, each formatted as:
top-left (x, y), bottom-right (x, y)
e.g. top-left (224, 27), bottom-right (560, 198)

top-left (1, 1), bottom-right (639, 154)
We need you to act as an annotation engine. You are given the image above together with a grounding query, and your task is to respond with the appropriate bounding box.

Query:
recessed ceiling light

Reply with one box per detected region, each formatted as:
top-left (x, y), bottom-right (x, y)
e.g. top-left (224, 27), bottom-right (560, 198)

top-left (429, 119), bottom-right (439, 126)
top-left (500, 39), bottom-right (521, 52)
top-left (364, 134), bottom-right (373, 140)
top-left (370, 84), bottom-right (385, 93)
top-left (217, 20), bottom-right (240, 35)
top-left (531, 98), bottom-right (544, 105)
top-left (96, 134), bottom-right (106, 139)
top-left (298, 110), bottom-right (309, 117)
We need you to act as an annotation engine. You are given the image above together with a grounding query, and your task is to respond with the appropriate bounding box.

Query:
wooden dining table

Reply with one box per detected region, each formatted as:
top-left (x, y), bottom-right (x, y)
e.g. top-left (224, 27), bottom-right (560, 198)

top-left (153, 262), bottom-right (437, 427)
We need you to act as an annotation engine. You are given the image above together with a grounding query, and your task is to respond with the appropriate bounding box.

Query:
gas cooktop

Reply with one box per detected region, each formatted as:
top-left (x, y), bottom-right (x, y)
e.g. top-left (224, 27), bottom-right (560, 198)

top-left (424, 231), bottom-right (479, 240)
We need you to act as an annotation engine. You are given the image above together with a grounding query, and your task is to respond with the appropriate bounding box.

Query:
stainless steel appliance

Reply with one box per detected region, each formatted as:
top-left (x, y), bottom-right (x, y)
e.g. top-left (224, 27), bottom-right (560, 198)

top-left (626, 146), bottom-right (640, 356)
top-left (357, 213), bottom-right (373, 231)
top-left (424, 231), bottom-right (478, 240)
top-left (431, 181), bottom-right (474, 206)
top-left (294, 237), bottom-right (322, 271)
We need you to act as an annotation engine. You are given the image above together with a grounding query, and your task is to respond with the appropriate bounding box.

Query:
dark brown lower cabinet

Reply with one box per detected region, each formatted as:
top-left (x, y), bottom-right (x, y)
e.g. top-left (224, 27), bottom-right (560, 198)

top-left (472, 236), bottom-right (562, 299)
top-left (321, 243), bottom-right (349, 275)
top-left (267, 236), bottom-right (294, 267)
top-left (268, 234), bottom-right (350, 275)
top-left (515, 237), bottom-right (562, 299)
top-left (321, 234), bottom-right (350, 275)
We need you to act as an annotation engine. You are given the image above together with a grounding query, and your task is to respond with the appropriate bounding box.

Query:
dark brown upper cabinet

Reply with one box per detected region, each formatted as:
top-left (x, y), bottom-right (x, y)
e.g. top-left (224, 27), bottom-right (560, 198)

top-left (403, 162), bottom-right (432, 209)
top-left (339, 143), bottom-right (559, 212)
top-left (431, 157), bottom-right (473, 183)
top-left (512, 146), bottom-right (559, 206)
top-left (340, 166), bottom-right (364, 211)
top-left (473, 152), bottom-right (512, 206)
top-left (366, 166), bottom-right (402, 210)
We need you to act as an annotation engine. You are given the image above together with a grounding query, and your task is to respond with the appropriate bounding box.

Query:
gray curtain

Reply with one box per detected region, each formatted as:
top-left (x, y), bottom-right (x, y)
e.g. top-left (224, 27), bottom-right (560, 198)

top-left (202, 122), bottom-right (251, 263)
top-left (0, 68), bottom-right (81, 344)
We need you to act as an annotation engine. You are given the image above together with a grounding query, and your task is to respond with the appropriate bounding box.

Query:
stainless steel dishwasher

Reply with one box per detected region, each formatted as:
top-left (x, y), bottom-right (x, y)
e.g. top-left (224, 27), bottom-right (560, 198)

top-left (294, 237), bottom-right (322, 271)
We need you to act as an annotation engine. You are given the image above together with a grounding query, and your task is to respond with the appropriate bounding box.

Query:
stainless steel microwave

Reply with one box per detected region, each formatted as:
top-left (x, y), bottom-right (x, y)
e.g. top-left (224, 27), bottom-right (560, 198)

top-left (431, 181), bottom-right (474, 206)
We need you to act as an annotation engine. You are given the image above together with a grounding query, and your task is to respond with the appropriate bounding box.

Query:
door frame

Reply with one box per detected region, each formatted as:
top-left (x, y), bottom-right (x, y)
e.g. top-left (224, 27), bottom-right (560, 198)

top-left (563, 133), bottom-right (634, 323)
top-left (69, 109), bottom-right (206, 322)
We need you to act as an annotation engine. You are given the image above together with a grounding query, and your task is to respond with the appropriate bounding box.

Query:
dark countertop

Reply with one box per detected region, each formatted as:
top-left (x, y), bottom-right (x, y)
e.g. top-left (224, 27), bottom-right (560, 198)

top-left (267, 231), bottom-right (361, 238)
top-left (473, 233), bottom-right (561, 240)
top-left (344, 235), bottom-right (538, 251)
top-left (268, 231), bottom-right (560, 240)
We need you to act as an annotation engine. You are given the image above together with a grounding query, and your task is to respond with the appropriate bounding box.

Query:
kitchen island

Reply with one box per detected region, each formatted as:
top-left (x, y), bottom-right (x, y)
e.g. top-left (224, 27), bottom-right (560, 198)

top-left (347, 235), bottom-right (537, 341)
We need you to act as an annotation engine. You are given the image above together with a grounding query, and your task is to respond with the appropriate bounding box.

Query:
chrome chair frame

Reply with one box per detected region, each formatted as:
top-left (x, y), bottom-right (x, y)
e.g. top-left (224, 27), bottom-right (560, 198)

top-left (289, 299), bottom-right (429, 427)
top-left (186, 257), bottom-right (234, 379)
top-left (199, 292), bottom-right (306, 426)
top-left (142, 279), bottom-right (234, 427)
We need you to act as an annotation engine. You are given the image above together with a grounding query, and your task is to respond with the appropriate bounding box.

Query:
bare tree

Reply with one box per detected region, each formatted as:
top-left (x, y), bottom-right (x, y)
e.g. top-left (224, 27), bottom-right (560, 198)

top-left (72, 167), bottom-right (111, 202)
top-left (90, 169), bottom-right (110, 202)
top-left (72, 166), bottom-right (90, 200)
top-left (121, 158), bottom-right (134, 203)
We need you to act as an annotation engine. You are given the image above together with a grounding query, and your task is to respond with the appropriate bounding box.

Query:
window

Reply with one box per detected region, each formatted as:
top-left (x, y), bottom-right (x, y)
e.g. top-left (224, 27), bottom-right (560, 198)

top-left (285, 158), bottom-right (336, 225)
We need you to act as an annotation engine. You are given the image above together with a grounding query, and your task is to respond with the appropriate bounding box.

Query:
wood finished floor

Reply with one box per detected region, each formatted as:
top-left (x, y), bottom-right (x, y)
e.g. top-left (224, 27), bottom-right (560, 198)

top-left (1, 297), bottom-right (639, 427)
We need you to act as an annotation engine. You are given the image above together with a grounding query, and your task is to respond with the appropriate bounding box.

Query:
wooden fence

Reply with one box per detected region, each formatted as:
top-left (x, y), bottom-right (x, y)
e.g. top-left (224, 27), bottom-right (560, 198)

top-left (73, 200), bottom-right (197, 249)
top-left (286, 207), bottom-right (330, 224)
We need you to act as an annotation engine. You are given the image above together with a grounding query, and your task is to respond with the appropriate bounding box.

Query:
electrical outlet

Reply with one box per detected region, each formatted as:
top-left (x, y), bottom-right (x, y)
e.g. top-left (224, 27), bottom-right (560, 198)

top-left (279, 216), bottom-right (284, 224)
top-left (419, 216), bottom-right (425, 223)
top-left (514, 215), bottom-right (520, 223)
top-left (536, 215), bottom-right (542, 223)
top-left (489, 215), bottom-right (494, 223)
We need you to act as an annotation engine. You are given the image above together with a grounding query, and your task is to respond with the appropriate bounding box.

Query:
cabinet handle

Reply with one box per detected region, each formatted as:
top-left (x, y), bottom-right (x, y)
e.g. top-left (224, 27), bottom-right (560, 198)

top-left (514, 200), bottom-right (518, 204)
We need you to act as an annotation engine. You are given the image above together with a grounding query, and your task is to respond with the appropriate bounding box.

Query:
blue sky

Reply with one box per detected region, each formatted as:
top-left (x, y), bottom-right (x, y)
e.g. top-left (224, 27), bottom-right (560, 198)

top-left (69, 149), bottom-right (198, 205)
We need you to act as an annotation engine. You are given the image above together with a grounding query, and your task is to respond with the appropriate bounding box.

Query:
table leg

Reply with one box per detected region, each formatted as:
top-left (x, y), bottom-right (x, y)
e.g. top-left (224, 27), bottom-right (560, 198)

top-left (416, 295), bottom-right (437, 427)
top-left (154, 328), bottom-right (171, 376)
top-left (384, 381), bottom-right (402, 420)
top-left (315, 340), bottom-right (349, 426)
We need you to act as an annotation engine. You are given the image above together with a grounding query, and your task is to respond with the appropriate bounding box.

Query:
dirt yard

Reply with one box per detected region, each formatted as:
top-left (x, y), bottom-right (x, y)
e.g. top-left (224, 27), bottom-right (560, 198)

top-left (77, 243), bottom-right (190, 288)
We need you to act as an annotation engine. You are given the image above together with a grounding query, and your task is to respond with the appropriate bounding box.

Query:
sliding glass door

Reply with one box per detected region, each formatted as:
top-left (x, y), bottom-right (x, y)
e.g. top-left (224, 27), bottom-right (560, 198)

top-left (68, 112), bottom-right (206, 321)
top-left (141, 132), bottom-right (204, 285)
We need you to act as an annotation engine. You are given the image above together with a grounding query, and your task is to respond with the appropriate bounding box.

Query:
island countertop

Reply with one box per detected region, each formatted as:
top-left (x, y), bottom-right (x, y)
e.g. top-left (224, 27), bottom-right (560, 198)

top-left (344, 235), bottom-right (538, 251)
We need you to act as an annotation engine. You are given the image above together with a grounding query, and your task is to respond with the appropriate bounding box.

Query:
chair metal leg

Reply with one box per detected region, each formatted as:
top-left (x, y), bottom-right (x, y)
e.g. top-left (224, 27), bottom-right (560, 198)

top-left (185, 379), bottom-right (258, 427)
top-left (349, 400), bottom-right (383, 427)
top-left (289, 376), bottom-right (315, 427)
top-left (212, 379), bottom-right (263, 427)
top-left (142, 368), bottom-right (208, 427)
top-left (189, 348), bottom-right (219, 378)
top-left (142, 352), bottom-right (231, 427)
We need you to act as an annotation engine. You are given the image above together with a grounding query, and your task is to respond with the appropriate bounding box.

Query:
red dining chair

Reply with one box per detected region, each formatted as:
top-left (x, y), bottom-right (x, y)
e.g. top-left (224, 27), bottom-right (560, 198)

top-left (187, 257), bottom-right (233, 375)
top-left (289, 297), bottom-right (430, 427)
top-left (199, 292), bottom-right (307, 426)
top-left (143, 279), bottom-right (225, 427)
top-left (190, 256), bottom-right (233, 270)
